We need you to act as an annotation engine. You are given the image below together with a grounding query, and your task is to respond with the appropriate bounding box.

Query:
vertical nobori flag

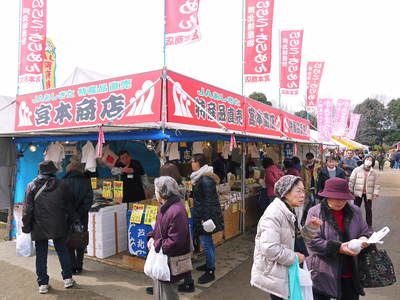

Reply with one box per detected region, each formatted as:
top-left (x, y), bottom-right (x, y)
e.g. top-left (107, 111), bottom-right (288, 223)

top-left (165, 0), bottom-right (201, 47)
top-left (43, 38), bottom-right (56, 90)
top-left (332, 99), bottom-right (351, 137)
top-left (19, 0), bottom-right (47, 94)
top-left (244, 0), bottom-right (275, 83)
top-left (317, 98), bottom-right (333, 143)
top-left (346, 113), bottom-right (361, 140)
top-left (306, 62), bottom-right (325, 109)
top-left (280, 30), bottom-right (304, 95)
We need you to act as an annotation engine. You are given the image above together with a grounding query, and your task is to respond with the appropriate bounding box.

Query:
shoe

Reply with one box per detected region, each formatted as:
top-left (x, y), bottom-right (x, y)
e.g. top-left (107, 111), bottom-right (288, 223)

top-left (198, 269), bottom-right (215, 284)
top-left (178, 281), bottom-right (195, 293)
top-left (195, 264), bottom-right (207, 271)
top-left (64, 278), bottom-right (75, 288)
top-left (146, 287), bottom-right (153, 295)
top-left (39, 284), bottom-right (50, 294)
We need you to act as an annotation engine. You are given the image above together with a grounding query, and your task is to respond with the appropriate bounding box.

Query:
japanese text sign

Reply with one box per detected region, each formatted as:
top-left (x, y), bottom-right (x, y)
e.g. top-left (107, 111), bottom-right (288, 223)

top-left (130, 204), bottom-right (145, 224)
top-left (143, 205), bottom-right (158, 225)
top-left (317, 98), bottom-right (333, 142)
top-left (245, 98), bottom-right (282, 137)
top-left (128, 223), bottom-right (152, 257)
top-left (282, 112), bottom-right (310, 141)
top-left (280, 30), bottom-right (304, 95)
top-left (166, 0), bottom-right (201, 47)
top-left (19, 0), bottom-right (47, 93)
top-left (102, 181), bottom-right (112, 199)
top-left (43, 38), bottom-right (56, 90)
top-left (332, 99), bottom-right (351, 137)
top-left (167, 71), bottom-right (245, 131)
top-left (244, 0), bottom-right (275, 83)
top-left (346, 113), bottom-right (361, 140)
top-left (113, 181), bottom-right (123, 203)
top-left (15, 70), bottom-right (162, 131)
top-left (306, 62), bottom-right (325, 108)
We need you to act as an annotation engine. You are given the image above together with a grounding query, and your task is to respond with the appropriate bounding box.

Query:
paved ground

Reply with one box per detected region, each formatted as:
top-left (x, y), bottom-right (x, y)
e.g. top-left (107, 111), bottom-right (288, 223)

top-left (0, 167), bottom-right (399, 299)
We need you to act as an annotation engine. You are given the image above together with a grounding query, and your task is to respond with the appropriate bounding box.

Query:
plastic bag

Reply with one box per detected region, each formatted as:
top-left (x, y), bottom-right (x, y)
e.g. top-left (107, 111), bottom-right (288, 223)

top-left (285, 256), bottom-right (302, 300)
top-left (299, 262), bottom-right (314, 300)
top-left (100, 145), bottom-right (118, 168)
top-left (144, 247), bottom-right (170, 281)
top-left (144, 247), bottom-right (157, 278)
top-left (16, 232), bottom-right (35, 257)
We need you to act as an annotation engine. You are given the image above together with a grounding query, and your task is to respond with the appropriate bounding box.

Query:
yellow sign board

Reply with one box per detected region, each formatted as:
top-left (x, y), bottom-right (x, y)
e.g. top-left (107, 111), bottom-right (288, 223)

top-left (90, 177), bottom-right (97, 190)
top-left (102, 181), bottom-right (112, 199)
top-left (113, 181), bottom-right (123, 202)
top-left (144, 205), bottom-right (158, 225)
top-left (130, 204), bottom-right (145, 224)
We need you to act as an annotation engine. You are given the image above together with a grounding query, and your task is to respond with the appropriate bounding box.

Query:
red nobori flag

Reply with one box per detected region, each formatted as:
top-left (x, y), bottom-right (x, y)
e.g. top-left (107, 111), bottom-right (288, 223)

top-left (19, 0), bottom-right (47, 94)
top-left (165, 0), bottom-right (201, 47)
top-left (306, 61), bottom-right (325, 109)
top-left (280, 30), bottom-right (304, 95)
top-left (244, 0), bottom-right (275, 83)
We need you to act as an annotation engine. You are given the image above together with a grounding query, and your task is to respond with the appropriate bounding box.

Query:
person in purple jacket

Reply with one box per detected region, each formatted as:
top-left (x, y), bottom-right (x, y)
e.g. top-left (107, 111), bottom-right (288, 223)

top-left (305, 178), bottom-right (371, 300)
top-left (147, 176), bottom-right (191, 300)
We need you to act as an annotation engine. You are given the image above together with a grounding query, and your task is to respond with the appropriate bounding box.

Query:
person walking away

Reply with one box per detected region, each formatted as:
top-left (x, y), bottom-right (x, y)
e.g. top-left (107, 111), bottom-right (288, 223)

top-left (263, 157), bottom-right (285, 206)
top-left (62, 159), bottom-right (93, 275)
top-left (339, 150), bottom-right (358, 179)
top-left (283, 158), bottom-right (300, 176)
top-left (389, 151), bottom-right (396, 168)
top-left (348, 155), bottom-right (379, 229)
top-left (305, 177), bottom-right (371, 300)
top-left (190, 154), bottom-right (224, 284)
top-left (250, 175), bottom-right (322, 300)
top-left (147, 176), bottom-right (191, 300)
top-left (22, 161), bottom-right (75, 294)
top-left (317, 156), bottom-right (346, 198)
top-left (376, 152), bottom-right (385, 171)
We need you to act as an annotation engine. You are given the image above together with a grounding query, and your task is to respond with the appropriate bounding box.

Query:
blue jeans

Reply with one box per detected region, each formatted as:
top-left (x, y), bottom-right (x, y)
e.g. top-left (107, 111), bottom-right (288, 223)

top-left (35, 237), bottom-right (72, 286)
top-left (199, 234), bottom-right (215, 270)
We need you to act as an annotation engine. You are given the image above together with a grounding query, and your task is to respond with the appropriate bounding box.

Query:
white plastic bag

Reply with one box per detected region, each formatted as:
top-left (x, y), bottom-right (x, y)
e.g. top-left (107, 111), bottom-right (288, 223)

top-left (299, 262), bottom-right (313, 300)
top-left (144, 247), bottom-right (170, 281)
top-left (16, 232), bottom-right (35, 257)
top-left (144, 247), bottom-right (157, 279)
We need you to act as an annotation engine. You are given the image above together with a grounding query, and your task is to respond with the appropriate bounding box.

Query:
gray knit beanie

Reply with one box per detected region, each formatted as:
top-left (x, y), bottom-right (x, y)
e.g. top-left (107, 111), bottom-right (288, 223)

top-left (274, 175), bottom-right (302, 199)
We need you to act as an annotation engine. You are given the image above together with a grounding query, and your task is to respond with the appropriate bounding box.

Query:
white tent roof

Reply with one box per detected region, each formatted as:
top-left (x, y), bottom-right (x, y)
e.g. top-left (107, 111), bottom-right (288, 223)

top-left (61, 67), bottom-right (110, 86)
top-left (0, 95), bottom-right (16, 134)
top-left (310, 130), bottom-right (339, 148)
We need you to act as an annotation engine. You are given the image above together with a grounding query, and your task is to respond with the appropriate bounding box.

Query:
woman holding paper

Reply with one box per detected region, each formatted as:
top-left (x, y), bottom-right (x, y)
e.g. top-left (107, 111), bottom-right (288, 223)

top-left (305, 177), bottom-right (371, 300)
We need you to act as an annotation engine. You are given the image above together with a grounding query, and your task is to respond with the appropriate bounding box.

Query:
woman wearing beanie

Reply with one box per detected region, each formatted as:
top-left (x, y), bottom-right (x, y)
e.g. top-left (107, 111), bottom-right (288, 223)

top-left (250, 175), bottom-right (322, 300)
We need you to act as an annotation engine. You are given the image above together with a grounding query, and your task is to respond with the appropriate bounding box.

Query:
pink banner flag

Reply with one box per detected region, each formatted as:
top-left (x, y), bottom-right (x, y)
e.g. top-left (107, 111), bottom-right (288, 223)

top-left (280, 30), bottom-right (304, 95)
top-left (244, 0), bottom-right (275, 83)
top-left (96, 126), bottom-right (105, 158)
top-left (165, 0), bottom-right (201, 47)
top-left (19, 0), bottom-right (47, 94)
top-left (346, 113), bottom-right (361, 140)
top-left (317, 98), bottom-right (333, 142)
top-left (332, 99), bottom-right (351, 137)
top-left (306, 62), bottom-right (325, 109)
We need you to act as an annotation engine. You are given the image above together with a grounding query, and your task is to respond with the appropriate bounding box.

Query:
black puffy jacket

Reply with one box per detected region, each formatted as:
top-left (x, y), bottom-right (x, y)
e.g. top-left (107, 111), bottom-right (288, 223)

top-left (62, 170), bottom-right (93, 230)
top-left (22, 175), bottom-right (73, 241)
top-left (192, 172), bottom-right (224, 238)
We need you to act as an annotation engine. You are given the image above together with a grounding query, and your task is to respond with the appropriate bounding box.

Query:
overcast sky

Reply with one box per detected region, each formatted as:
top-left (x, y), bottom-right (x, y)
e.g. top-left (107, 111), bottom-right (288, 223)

top-left (1, 0), bottom-right (400, 112)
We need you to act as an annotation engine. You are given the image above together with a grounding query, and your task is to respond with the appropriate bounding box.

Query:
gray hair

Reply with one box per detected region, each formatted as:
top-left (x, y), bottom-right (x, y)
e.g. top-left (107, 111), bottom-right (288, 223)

top-left (154, 176), bottom-right (179, 200)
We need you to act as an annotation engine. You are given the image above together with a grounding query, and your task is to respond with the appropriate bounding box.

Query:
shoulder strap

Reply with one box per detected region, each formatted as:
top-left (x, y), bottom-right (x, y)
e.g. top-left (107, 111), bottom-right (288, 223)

top-left (34, 182), bottom-right (48, 201)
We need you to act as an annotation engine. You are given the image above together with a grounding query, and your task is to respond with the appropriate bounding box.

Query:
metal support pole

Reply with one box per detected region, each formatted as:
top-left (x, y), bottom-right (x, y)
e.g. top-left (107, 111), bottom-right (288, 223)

top-left (240, 143), bottom-right (246, 233)
top-left (7, 164), bottom-right (17, 241)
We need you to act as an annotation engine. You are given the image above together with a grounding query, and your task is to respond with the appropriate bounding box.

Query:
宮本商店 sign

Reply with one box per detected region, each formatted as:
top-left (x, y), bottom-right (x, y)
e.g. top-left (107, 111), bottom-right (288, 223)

top-left (15, 70), bottom-right (163, 131)
top-left (282, 112), bottom-right (310, 141)
top-left (245, 98), bottom-right (282, 137)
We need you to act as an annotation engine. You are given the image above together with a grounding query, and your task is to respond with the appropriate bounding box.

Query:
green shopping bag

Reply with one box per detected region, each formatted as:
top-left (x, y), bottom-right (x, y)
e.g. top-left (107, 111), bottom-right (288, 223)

top-left (285, 256), bottom-right (303, 300)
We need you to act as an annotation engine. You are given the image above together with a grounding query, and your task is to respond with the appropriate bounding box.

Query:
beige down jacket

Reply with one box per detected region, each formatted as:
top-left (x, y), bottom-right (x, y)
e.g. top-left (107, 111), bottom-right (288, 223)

top-left (250, 198), bottom-right (319, 299)
top-left (348, 165), bottom-right (380, 200)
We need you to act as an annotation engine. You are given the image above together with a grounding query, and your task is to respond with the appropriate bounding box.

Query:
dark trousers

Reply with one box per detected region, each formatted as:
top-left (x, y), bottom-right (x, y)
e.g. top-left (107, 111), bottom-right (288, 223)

top-left (354, 194), bottom-right (372, 226)
top-left (378, 162), bottom-right (384, 171)
top-left (68, 247), bottom-right (85, 271)
top-left (35, 237), bottom-right (72, 286)
top-left (313, 278), bottom-right (359, 300)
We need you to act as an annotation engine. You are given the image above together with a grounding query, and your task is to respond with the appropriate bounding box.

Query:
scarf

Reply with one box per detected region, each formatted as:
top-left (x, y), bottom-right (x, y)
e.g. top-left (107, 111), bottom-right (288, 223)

top-left (190, 164), bottom-right (214, 184)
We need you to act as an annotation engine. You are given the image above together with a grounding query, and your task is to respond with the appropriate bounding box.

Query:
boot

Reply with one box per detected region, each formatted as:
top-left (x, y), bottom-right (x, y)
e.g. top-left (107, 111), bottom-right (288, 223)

top-left (195, 264), bottom-right (207, 271)
top-left (178, 280), bottom-right (195, 293)
top-left (198, 269), bottom-right (215, 284)
top-left (145, 287), bottom-right (153, 295)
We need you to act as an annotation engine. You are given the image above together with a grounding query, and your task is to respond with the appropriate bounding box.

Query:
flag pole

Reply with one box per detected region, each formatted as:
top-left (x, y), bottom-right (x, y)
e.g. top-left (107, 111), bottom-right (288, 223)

top-left (240, 0), bottom-right (246, 234)
top-left (163, 0), bottom-right (167, 66)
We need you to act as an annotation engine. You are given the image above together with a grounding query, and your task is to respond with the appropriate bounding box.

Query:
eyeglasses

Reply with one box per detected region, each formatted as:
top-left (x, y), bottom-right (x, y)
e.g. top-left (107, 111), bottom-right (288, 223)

top-left (294, 189), bottom-right (306, 194)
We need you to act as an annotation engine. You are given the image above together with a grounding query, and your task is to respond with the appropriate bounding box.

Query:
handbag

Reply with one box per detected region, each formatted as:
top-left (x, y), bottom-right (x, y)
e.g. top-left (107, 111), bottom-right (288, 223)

top-left (67, 221), bottom-right (89, 249)
top-left (358, 245), bottom-right (396, 288)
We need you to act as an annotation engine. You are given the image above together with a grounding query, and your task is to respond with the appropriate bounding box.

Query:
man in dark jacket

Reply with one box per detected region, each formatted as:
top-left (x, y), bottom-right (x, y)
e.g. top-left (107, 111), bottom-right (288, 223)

top-left (62, 159), bottom-right (93, 275)
top-left (22, 161), bottom-right (75, 294)
top-left (190, 154), bottom-right (224, 284)
top-left (317, 156), bottom-right (346, 198)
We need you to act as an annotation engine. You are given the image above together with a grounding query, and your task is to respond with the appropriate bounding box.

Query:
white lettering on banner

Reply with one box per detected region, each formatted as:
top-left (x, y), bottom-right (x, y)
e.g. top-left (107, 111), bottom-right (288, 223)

top-left (172, 82), bottom-right (194, 118)
top-left (127, 80), bottom-right (155, 117)
top-left (18, 101), bottom-right (34, 126)
top-left (178, 0), bottom-right (199, 30)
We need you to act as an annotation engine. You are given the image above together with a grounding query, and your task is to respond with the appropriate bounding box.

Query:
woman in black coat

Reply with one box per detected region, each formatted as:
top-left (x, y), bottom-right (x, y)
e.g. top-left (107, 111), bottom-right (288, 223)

top-left (190, 154), bottom-right (224, 284)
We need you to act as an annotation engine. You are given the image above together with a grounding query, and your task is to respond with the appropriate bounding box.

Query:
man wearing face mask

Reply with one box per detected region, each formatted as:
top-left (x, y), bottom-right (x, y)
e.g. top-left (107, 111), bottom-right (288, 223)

top-left (317, 156), bottom-right (346, 199)
top-left (349, 155), bottom-right (380, 229)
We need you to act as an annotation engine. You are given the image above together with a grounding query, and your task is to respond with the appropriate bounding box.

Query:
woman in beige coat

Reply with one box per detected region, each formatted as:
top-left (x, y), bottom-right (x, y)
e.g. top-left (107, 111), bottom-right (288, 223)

top-left (348, 155), bottom-right (380, 229)
top-left (251, 175), bottom-right (322, 300)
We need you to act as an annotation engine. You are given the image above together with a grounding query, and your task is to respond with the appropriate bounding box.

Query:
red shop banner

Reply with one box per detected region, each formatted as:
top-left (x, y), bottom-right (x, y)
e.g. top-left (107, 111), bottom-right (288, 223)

top-left (245, 98), bottom-right (282, 137)
top-left (280, 30), bottom-right (304, 95)
top-left (306, 61), bottom-right (325, 108)
top-left (282, 112), bottom-right (310, 141)
top-left (15, 70), bottom-right (163, 132)
top-left (244, 0), bottom-right (275, 83)
top-left (19, 0), bottom-right (47, 91)
top-left (165, 0), bottom-right (201, 47)
top-left (167, 71), bottom-right (245, 132)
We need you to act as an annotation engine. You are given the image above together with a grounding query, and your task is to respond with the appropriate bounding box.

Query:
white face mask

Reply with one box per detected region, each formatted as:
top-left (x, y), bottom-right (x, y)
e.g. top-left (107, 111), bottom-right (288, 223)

top-left (364, 160), bottom-right (373, 167)
top-left (327, 167), bottom-right (336, 171)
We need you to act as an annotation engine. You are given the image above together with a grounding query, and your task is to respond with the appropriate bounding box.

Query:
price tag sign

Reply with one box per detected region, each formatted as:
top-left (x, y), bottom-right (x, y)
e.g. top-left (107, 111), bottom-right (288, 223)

top-left (144, 205), bottom-right (158, 225)
top-left (130, 204), bottom-right (145, 224)
top-left (185, 201), bottom-right (191, 218)
top-left (113, 181), bottom-right (123, 202)
top-left (90, 177), bottom-right (97, 190)
top-left (102, 181), bottom-right (112, 199)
